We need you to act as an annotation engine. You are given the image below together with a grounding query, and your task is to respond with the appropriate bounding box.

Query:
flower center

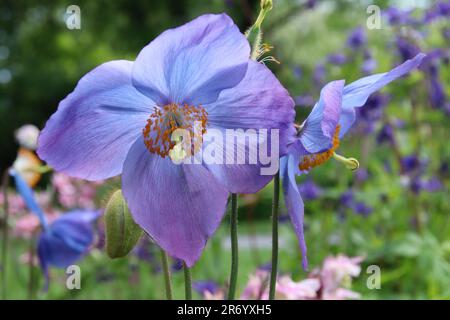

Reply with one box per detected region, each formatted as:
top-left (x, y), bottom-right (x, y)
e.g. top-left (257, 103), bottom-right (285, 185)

top-left (142, 103), bottom-right (208, 158)
top-left (299, 125), bottom-right (341, 171)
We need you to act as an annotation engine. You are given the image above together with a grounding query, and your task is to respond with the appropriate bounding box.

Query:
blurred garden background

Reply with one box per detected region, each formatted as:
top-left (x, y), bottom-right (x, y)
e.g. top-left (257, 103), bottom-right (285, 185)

top-left (0, 0), bottom-right (449, 299)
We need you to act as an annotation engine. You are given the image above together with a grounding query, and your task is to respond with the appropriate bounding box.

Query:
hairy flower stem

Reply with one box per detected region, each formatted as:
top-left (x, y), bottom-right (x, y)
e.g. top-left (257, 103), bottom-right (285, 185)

top-left (246, 0), bottom-right (272, 60)
top-left (269, 171), bottom-right (280, 300)
top-left (160, 248), bottom-right (173, 300)
top-left (183, 261), bottom-right (192, 300)
top-left (1, 169), bottom-right (9, 300)
top-left (227, 193), bottom-right (239, 300)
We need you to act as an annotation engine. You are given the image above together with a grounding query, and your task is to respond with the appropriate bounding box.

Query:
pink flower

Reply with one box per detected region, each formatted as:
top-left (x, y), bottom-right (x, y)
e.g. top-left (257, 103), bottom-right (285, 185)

top-left (14, 211), bottom-right (60, 239)
top-left (322, 288), bottom-right (361, 300)
top-left (240, 270), bottom-right (320, 300)
top-left (0, 192), bottom-right (26, 216)
top-left (52, 172), bottom-right (103, 209)
top-left (276, 277), bottom-right (320, 300)
top-left (204, 290), bottom-right (225, 300)
top-left (320, 255), bottom-right (363, 290)
top-left (240, 270), bottom-right (270, 300)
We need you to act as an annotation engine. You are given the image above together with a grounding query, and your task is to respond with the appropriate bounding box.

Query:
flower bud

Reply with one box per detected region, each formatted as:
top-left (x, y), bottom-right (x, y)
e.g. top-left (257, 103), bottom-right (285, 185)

top-left (260, 0), bottom-right (273, 11)
top-left (105, 190), bottom-right (143, 259)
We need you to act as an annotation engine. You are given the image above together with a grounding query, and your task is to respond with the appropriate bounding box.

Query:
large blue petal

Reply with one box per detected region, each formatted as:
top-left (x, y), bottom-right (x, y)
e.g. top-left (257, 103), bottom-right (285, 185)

top-left (201, 60), bottom-right (295, 193)
top-left (38, 60), bottom-right (153, 180)
top-left (9, 169), bottom-right (48, 230)
top-left (280, 155), bottom-right (308, 270)
top-left (199, 127), bottom-right (274, 193)
top-left (121, 137), bottom-right (229, 267)
top-left (299, 80), bottom-right (344, 154)
top-left (132, 14), bottom-right (250, 106)
top-left (339, 53), bottom-right (425, 136)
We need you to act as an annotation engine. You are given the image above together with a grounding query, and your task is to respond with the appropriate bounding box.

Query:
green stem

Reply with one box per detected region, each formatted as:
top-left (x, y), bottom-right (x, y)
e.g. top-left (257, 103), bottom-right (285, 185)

top-left (1, 169), bottom-right (10, 300)
top-left (27, 235), bottom-right (35, 300)
top-left (160, 249), bottom-right (173, 300)
top-left (227, 193), bottom-right (239, 300)
top-left (183, 261), bottom-right (192, 300)
top-left (269, 172), bottom-right (280, 300)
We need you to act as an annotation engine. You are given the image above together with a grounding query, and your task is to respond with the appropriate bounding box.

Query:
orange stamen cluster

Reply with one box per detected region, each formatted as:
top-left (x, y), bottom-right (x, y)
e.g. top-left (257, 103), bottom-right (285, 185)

top-left (299, 125), bottom-right (341, 171)
top-left (142, 103), bottom-right (208, 158)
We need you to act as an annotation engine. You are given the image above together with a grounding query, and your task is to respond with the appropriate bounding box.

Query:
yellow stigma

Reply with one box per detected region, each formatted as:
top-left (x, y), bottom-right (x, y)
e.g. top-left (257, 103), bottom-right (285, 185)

top-left (333, 153), bottom-right (360, 171)
top-left (299, 125), bottom-right (341, 171)
top-left (142, 103), bottom-right (207, 159)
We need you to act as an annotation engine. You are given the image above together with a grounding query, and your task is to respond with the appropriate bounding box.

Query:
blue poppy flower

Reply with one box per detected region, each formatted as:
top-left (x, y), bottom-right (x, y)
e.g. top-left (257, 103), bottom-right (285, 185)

top-left (10, 169), bottom-right (100, 289)
top-left (281, 53), bottom-right (425, 269)
top-left (37, 14), bottom-right (294, 266)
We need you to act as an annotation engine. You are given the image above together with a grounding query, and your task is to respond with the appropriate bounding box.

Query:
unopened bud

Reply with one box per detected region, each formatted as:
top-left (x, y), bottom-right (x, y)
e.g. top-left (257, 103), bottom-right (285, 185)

top-left (105, 190), bottom-right (143, 259)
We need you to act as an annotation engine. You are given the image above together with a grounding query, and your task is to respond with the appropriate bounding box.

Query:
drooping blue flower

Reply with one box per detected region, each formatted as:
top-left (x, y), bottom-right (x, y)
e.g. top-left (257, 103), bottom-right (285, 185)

top-left (37, 14), bottom-right (295, 266)
top-left (358, 93), bottom-right (388, 123)
top-left (327, 53), bottom-right (347, 66)
top-left (313, 63), bottom-right (326, 87)
top-left (400, 154), bottom-right (422, 174)
top-left (280, 53), bottom-right (425, 269)
top-left (340, 190), bottom-right (354, 208)
top-left (428, 68), bottom-right (446, 109)
top-left (10, 169), bottom-right (100, 289)
top-left (396, 37), bottom-right (421, 62)
top-left (376, 123), bottom-right (395, 145)
top-left (346, 26), bottom-right (366, 50)
top-left (353, 202), bottom-right (373, 217)
top-left (385, 7), bottom-right (411, 25)
top-left (192, 280), bottom-right (220, 296)
top-left (361, 50), bottom-right (377, 74)
top-left (298, 179), bottom-right (323, 201)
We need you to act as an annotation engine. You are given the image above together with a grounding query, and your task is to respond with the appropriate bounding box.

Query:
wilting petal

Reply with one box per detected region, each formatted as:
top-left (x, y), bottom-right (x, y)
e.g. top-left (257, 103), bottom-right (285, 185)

top-left (339, 53), bottom-right (425, 135)
top-left (10, 169), bottom-right (48, 230)
top-left (280, 155), bottom-right (308, 270)
top-left (122, 137), bottom-right (229, 267)
top-left (299, 80), bottom-right (344, 154)
top-left (38, 60), bottom-right (153, 180)
top-left (132, 14), bottom-right (250, 105)
top-left (201, 61), bottom-right (295, 192)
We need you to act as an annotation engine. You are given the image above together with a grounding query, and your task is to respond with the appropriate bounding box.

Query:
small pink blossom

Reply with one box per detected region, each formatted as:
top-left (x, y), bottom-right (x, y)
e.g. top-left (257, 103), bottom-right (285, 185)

top-left (276, 277), bottom-right (320, 300)
top-left (14, 211), bottom-right (60, 239)
top-left (0, 192), bottom-right (26, 216)
top-left (52, 172), bottom-right (103, 209)
top-left (320, 254), bottom-right (363, 293)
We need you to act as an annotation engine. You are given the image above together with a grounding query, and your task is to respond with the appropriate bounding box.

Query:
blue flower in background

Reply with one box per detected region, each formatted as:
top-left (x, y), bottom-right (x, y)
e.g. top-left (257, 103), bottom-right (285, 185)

top-left (346, 26), bottom-right (366, 50)
top-left (327, 53), bottom-right (347, 66)
top-left (280, 53), bottom-right (425, 270)
top-left (298, 179), bottom-right (323, 201)
top-left (10, 169), bottom-right (100, 289)
top-left (192, 280), bottom-right (220, 296)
